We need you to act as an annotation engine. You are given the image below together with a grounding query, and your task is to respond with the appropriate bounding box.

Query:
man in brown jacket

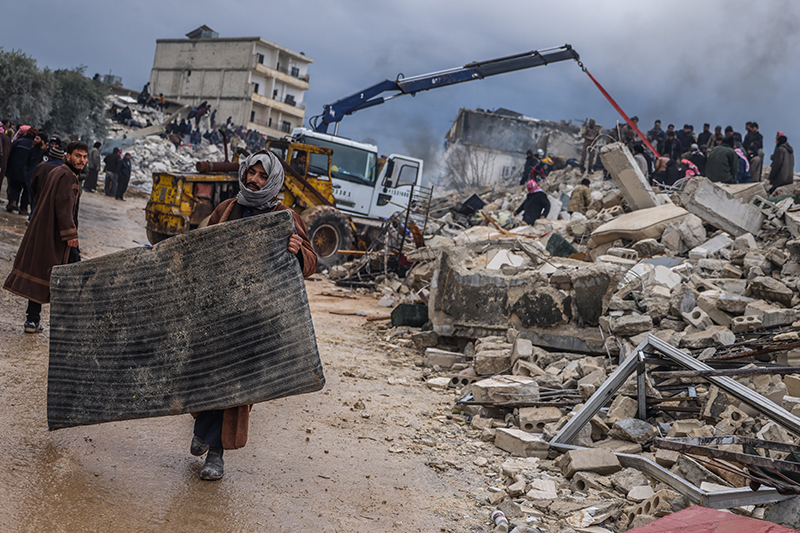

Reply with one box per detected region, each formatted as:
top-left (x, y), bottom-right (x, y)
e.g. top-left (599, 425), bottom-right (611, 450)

top-left (4, 141), bottom-right (88, 333)
top-left (190, 150), bottom-right (317, 481)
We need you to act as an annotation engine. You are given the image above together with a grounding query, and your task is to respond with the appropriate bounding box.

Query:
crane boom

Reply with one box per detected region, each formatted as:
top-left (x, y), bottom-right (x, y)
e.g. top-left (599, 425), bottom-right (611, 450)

top-left (310, 44), bottom-right (580, 133)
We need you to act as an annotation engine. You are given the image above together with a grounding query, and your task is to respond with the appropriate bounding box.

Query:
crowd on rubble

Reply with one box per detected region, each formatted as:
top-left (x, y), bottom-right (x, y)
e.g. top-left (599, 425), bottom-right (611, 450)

top-left (576, 118), bottom-right (795, 196)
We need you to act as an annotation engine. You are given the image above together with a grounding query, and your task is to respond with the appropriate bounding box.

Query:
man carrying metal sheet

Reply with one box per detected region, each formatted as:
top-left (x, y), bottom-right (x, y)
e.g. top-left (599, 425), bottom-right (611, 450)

top-left (190, 150), bottom-right (317, 481)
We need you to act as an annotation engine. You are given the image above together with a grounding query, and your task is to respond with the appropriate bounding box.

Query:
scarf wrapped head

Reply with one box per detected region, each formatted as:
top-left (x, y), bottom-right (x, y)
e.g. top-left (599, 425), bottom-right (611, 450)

top-left (526, 178), bottom-right (542, 194)
top-left (236, 151), bottom-right (284, 210)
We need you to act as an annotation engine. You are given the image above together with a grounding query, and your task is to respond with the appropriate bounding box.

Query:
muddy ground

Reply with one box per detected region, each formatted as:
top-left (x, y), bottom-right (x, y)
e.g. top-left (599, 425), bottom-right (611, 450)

top-left (0, 187), bottom-right (495, 533)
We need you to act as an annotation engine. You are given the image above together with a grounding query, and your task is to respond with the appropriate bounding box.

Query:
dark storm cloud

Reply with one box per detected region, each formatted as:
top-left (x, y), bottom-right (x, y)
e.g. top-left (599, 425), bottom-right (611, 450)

top-left (5, 0), bottom-right (800, 175)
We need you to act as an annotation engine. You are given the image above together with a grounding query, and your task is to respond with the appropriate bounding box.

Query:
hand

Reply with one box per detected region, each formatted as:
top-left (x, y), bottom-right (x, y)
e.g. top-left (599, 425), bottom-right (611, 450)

top-left (67, 238), bottom-right (79, 248)
top-left (287, 234), bottom-right (302, 255)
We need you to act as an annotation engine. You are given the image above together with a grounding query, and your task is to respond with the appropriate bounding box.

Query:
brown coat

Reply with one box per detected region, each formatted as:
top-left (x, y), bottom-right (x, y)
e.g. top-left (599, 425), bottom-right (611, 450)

top-left (4, 165), bottom-right (79, 304)
top-left (206, 198), bottom-right (317, 449)
top-left (567, 184), bottom-right (592, 214)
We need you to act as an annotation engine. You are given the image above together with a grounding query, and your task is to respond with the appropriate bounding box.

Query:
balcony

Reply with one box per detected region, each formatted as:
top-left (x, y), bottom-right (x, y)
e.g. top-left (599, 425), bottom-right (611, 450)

top-left (251, 92), bottom-right (306, 118)
top-left (254, 63), bottom-right (309, 90)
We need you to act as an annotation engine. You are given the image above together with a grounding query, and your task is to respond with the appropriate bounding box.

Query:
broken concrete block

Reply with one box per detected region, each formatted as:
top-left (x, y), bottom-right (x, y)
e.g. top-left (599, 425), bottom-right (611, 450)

top-left (511, 359), bottom-right (545, 378)
top-left (680, 325), bottom-right (735, 348)
top-left (606, 395), bottom-right (638, 424)
top-left (677, 214), bottom-right (708, 249)
top-left (764, 494), bottom-right (800, 529)
top-left (570, 471), bottom-right (613, 493)
top-left (666, 419), bottom-right (705, 437)
top-left (679, 176), bottom-right (765, 237)
top-left (720, 264), bottom-right (743, 279)
top-left (628, 485), bottom-right (655, 502)
top-left (611, 314), bottom-right (653, 336)
top-left (734, 232), bottom-right (758, 250)
top-left (702, 386), bottom-right (734, 420)
top-left (578, 370), bottom-right (607, 391)
top-left (758, 421), bottom-right (793, 443)
top-left (747, 276), bottom-right (794, 307)
top-left (424, 348), bottom-right (466, 369)
top-left (570, 264), bottom-right (627, 326)
top-left (426, 377), bottom-right (452, 391)
top-left (785, 375), bottom-right (800, 397)
top-left (608, 418), bottom-right (659, 445)
top-left (510, 338), bottom-right (533, 367)
top-left (612, 467), bottom-right (651, 495)
top-left (589, 203), bottom-right (689, 247)
top-left (558, 447), bottom-right (622, 478)
top-left (411, 330), bottom-right (439, 349)
top-left (518, 406), bottom-right (563, 433)
top-left (695, 294), bottom-right (734, 326)
top-left (654, 448), bottom-right (680, 468)
top-left (632, 238), bottom-right (666, 258)
top-left (525, 478), bottom-right (558, 500)
top-left (678, 455), bottom-right (731, 487)
top-left (732, 314), bottom-right (763, 332)
top-left (475, 350), bottom-right (512, 376)
top-left (689, 233), bottom-right (734, 260)
top-left (599, 142), bottom-right (661, 210)
top-left (699, 289), bottom-right (756, 314)
top-left (682, 307), bottom-right (713, 329)
top-left (593, 438), bottom-right (643, 455)
top-left (494, 428), bottom-right (549, 458)
top-left (625, 489), bottom-right (689, 521)
top-left (473, 376), bottom-right (539, 404)
top-left (743, 250), bottom-right (772, 273)
top-left (607, 247), bottom-right (639, 261)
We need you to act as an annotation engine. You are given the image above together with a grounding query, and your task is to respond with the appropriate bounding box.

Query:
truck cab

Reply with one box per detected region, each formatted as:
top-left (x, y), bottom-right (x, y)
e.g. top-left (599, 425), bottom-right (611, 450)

top-left (291, 128), bottom-right (423, 221)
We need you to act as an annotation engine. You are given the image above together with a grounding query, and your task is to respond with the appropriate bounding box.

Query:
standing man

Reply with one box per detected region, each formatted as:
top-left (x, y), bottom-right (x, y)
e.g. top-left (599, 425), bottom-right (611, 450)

top-left (4, 141), bottom-right (88, 333)
top-left (5, 126), bottom-right (37, 214)
top-left (579, 118), bottom-right (601, 174)
top-left (519, 149), bottom-right (536, 185)
top-left (0, 122), bottom-right (12, 205)
top-left (115, 153), bottom-right (132, 201)
top-left (697, 124), bottom-right (712, 148)
top-left (189, 150), bottom-right (317, 481)
top-left (768, 133), bottom-right (795, 195)
top-left (103, 147), bottom-right (121, 197)
top-left (84, 142), bottom-right (102, 192)
top-left (705, 137), bottom-right (738, 184)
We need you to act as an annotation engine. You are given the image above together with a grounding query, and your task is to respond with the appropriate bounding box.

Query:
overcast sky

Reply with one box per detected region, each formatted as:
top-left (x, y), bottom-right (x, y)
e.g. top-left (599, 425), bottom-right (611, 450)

top-left (5, 0), bottom-right (800, 176)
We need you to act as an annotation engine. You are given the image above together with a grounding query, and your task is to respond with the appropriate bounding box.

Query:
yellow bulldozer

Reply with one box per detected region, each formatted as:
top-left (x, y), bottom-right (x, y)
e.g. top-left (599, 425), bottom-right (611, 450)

top-left (145, 139), bottom-right (355, 268)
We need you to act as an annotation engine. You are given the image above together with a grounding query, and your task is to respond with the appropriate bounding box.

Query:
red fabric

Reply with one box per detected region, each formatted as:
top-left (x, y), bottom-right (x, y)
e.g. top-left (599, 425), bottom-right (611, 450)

top-left (525, 178), bottom-right (542, 194)
top-left (628, 506), bottom-right (798, 533)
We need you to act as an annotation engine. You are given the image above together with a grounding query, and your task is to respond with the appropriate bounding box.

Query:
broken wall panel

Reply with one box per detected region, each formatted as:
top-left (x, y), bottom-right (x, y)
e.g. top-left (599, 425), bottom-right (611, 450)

top-left (679, 177), bottom-right (765, 237)
top-left (599, 142), bottom-right (662, 210)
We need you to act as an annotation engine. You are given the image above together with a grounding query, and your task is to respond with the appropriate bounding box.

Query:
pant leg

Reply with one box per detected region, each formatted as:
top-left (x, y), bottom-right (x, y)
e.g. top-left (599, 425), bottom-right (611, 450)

top-left (194, 410), bottom-right (224, 448)
top-left (7, 179), bottom-right (23, 204)
top-left (116, 176), bottom-right (129, 199)
top-left (26, 300), bottom-right (42, 323)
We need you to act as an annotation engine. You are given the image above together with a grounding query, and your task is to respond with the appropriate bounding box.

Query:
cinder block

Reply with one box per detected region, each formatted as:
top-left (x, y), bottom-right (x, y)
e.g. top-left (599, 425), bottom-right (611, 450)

top-left (424, 348), bottom-right (465, 369)
top-left (558, 447), bottom-right (622, 478)
top-left (494, 428), bottom-right (549, 458)
top-left (607, 247), bottom-right (639, 261)
top-left (682, 307), bottom-right (713, 329)
top-left (472, 376), bottom-right (539, 403)
top-left (518, 406), bottom-right (563, 433)
top-left (732, 314), bottom-right (763, 333)
top-left (474, 350), bottom-right (511, 376)
top-left (785, 375), bottom-right (800, 398)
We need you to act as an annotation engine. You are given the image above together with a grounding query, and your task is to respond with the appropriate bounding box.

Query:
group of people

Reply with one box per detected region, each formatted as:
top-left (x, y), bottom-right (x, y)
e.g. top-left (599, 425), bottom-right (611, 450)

top-left (137, 82), bottom-right (167, 111)
top-left (577, 117), bottom-right (795, 195)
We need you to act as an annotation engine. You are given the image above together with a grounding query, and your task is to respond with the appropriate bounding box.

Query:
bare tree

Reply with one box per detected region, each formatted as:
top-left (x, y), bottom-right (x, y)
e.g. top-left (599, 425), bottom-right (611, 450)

top-left (442, 142), bottom-right (497, 192)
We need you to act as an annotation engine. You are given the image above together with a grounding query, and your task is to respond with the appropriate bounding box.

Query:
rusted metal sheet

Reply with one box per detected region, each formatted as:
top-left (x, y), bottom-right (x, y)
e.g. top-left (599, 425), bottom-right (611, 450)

top-left (47, 210), bottom-right (324, 429)
top-left (628, 505), bottom-right (798, 532)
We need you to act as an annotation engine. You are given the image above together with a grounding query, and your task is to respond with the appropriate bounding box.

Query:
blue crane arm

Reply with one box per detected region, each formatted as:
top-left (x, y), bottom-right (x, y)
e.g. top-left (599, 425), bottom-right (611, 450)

top-left (310, 45), bottom-right (579, 133)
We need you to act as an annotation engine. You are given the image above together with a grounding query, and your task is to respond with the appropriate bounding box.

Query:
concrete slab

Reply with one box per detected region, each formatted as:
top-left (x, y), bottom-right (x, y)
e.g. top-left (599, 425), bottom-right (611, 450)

top-left (679, 177), bottom-right (765, 237)
top-left (599, 142), bottom-right (661, 210)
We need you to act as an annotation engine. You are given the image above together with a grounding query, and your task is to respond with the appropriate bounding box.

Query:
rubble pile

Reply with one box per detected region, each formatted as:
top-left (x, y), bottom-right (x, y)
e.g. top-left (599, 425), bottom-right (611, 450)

top-left (358, 142), bottom-right (800, 531)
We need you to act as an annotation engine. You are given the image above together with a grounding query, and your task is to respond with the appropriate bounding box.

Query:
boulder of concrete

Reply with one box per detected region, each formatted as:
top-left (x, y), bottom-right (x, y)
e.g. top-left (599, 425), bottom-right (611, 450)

top-left (599, 142), bottom-right (661, 210)
top-left (558, 447), bottom-right (622, 478)
top-left (424, 348), bottom-right (466, 369)
top-left (606, 395), bottom-right (638, 424)
top-left (510, 337), bottom-right (534, 366)
top-left (679, 176), bottom-right (765, 237)
top-left (475, 350), bottom-right (512, 376)
top-left (589, 203), bottom-right (689, 247)
top-left (632, 238), bottom-right (666, 258)
top-left (612, 467), bottom-right (651, 494)
top-left (682, 307), bottom-right (713, 329)
top-left (608, 417), bottom-right (659, 445)
top-left (494, 428), bottom-right (549, 458)
top-left (612, 314), bottom-right (654, 336)
top-left (570, 263), bottom-right (627, 326)
top-left (680, 325), bottom-right (735, 349)
top-left (526, 478), bottom-right (558, 500)
top-left (785, 375), bottom-right (800, 397)
top-left (688, 233), bottom-right (734, 260)
top-left (764, 495), bottom-right (800, 529)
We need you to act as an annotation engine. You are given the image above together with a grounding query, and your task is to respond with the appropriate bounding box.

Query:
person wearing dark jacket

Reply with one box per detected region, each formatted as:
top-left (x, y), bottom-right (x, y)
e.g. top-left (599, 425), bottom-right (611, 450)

top-left (697, 124), bottom-right (712, 148)
top-left (5, 127), bottom-right (37, 214)
top-left (768, 134), bottom-right (795, 194)
top-left (84, 142), bottom-right (102, 192)
top-left (661, 131), bottom-right (683, 161)
top-left (0, 124), bottom-right (11, 200)
top-left (514, 178), bottom-right (551, 224)
top-left (115, 153), bottom-right (132, 200)
top-left (744, 122), bottom-right (763, 155)
top-left (520, 150), bottom-right (536, 185)
top-left (21, 132), bottom-right (49, 215)
top-left (705, 137), bottom-right (738, 183)
top-left (103, 147), bottom-right (121, 196)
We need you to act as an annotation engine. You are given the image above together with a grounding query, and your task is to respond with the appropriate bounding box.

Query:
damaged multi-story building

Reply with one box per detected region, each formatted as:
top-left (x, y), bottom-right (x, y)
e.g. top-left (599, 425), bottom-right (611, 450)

top-left (440, 107), bottom-right (589, 189)
top-left (149, 25), bottom-right (312, 137)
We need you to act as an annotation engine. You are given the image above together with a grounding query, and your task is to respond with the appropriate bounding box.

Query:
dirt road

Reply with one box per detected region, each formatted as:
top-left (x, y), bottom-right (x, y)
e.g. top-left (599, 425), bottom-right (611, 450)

top-left (0, 190), bottom-right (489, 532)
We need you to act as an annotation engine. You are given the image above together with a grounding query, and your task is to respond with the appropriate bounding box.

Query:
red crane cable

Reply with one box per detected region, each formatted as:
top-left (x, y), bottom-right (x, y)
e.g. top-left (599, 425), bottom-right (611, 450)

top-left (581, 66), bottom-right (661, 159)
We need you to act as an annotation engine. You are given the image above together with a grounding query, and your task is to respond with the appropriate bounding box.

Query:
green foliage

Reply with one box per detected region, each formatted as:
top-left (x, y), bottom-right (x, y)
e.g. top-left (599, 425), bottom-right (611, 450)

top-left (0, 49), bottom-right (55, 126)
top-left (0, 49), bottom-right (109, 141)
top-left (46, 67), bottom-right (108, 140)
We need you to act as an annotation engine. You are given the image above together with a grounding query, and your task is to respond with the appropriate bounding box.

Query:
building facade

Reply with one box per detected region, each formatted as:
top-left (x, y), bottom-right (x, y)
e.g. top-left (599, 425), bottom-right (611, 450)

top-left (150, 26), bottom-right (312, 137)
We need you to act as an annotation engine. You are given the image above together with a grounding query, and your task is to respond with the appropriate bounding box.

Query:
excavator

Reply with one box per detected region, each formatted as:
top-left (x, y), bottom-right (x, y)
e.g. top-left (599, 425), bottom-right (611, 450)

top-left (145, 45), bottom-right (586, 268)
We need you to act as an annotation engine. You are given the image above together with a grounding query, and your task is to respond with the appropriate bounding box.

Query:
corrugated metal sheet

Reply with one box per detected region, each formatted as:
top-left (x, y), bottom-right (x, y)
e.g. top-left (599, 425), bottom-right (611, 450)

top-left (47, 210), bottom-right (324, 430)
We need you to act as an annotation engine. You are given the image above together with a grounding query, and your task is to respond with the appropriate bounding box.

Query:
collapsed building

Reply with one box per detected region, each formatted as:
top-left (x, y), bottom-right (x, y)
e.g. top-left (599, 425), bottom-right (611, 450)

top-left (440, 108), bottom-right (589, 190)
top-left (340, 141), bottom-right (800, 531)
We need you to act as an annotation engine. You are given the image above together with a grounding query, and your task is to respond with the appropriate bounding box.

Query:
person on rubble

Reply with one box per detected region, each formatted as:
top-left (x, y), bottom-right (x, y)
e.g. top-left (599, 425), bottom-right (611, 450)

top-left (187, 150), bottom-right (317, 481)
top-left (706, 125), bottom-right (723, 149)
top-left (632, 144), bottom-right (651, 177)
top-left (697, 124), bottom-right (712, 148)
top-left (705, 136), bottom-right (738, 184)
top-left (30, 142), bottom-right (65, 207)
top-left (748, 146), bottom-right (762, 182)
top-left (567, 178), bottom-right (592, 214)
top-left (744, 122), bottom-right (763, 155)
top-left (661, 131), bottom-right (683, 161)
top-left (646, 120), bottom-right (662, 144)
top-left (514, 177), bottom-right (550, 225)
top-left (676, 125), bottom-right (696, 151)
top-left (767, 132), bottom-right (794, 195)
top-left (684, 144), bottom-right (707, 176)
top-left (652, 156), bottom-right (681, 188)
top-left (579, 118), bottom-right (601, 174)
top-left (5, 126), bottom-right (37, 215)
top-left (519, 150), bottom-right (536, 185)
top-left (4, 141), bottom-right (88, 333)
top-left (734, 144), bottom-right (750, 183)
top-left (83, 142), bottom-right (102, 193)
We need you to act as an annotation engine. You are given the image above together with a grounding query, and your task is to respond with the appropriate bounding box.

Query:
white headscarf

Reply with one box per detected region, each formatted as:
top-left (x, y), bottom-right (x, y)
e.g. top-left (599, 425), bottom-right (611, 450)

top-left (236, 151), bottom-right (284, 210)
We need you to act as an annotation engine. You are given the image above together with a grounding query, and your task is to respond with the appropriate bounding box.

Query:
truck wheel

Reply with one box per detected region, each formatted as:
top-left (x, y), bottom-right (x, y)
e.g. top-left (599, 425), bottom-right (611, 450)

top-left (146, 229), bottom-right (171, 245)
top-left (301, 206), bottom-right (352, 270)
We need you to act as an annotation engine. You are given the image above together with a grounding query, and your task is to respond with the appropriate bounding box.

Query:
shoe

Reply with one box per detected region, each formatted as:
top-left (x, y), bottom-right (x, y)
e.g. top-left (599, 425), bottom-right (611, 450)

top-left (6, 202), bottom-right (17, 213)
top-left (200, 447), bottom-right (224, 481)
top-left (24, 321), bottom-right (43, 334)
top-left (190, 435), bottom-right (209, 456)
top-left (18, 208), bottom-right (29, 216)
